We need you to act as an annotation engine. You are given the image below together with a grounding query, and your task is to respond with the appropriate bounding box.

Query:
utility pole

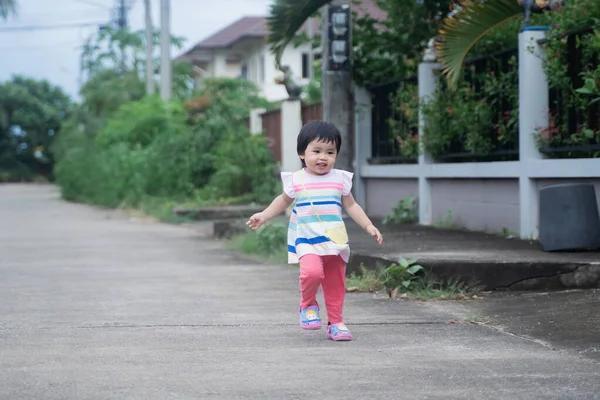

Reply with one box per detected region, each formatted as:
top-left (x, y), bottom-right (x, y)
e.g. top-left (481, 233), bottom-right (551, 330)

top-left (144, 0), bottom-right (154, 95)
top-left (321, 0), bottom-right (353, 172)
top-left (159, 0), bottom-right (172, 101)
top-left (117, 0), bottom-right (128, 73)
top-left (307, 17), bottom-right (314, 81)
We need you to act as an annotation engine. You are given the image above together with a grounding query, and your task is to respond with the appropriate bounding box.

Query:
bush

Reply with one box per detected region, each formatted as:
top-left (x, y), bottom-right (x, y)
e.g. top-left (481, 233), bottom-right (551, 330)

top-left (95, 96), bottom-right (187, 149)
top-left (54, 78), bottom-right (280, 213)
top-left (232, 222), bottom-right (288, 263)
top-left (383, 196), bottom-right (418, 225)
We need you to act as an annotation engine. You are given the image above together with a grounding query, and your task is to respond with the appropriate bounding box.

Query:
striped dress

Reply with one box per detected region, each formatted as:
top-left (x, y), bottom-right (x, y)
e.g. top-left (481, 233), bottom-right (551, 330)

top-left (281, 168), bottom-right (354, 264)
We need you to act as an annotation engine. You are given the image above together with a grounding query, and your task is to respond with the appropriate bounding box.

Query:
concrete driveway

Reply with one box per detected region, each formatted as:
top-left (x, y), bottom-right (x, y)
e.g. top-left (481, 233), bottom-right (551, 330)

top-left (1, 184), bottom-right (598, 400)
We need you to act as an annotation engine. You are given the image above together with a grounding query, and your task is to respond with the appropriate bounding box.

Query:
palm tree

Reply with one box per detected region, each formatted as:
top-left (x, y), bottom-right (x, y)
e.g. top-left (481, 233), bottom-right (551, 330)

top-left (436, 0), bottom-right (522, 86)
top-left (266, 0), bottom-right (524, 76)
top-left (436, 0), bottom-right (566, 86)
top-left (0, 0), bottom-right (17, 20)
top-left (267, 0), bottom-right (329, 67)
top-left (267, 0), bottom-right (563, 87)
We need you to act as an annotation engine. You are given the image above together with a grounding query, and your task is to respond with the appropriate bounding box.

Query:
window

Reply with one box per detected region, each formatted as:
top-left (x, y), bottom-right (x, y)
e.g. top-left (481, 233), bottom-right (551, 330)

top-left (241, 63), bottom-right (248, 79)
top-left (302, 53), bottom-right (310, 79)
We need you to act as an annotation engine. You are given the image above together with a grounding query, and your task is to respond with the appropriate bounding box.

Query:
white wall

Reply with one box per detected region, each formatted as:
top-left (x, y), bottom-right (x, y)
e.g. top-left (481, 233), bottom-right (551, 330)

top-left (226, 61), bottom-right (242, 78)
top-left (211, 51), bottom-right (228, 77)
top-left (260, 42), bottom-right (312, 101)
top-left (190, 40), bottom-right (313, 102)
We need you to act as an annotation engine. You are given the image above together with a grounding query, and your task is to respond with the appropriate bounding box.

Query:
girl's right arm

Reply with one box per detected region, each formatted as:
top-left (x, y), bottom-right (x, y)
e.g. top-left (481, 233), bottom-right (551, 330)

top-left (246, 192), bottom-right (294, 230)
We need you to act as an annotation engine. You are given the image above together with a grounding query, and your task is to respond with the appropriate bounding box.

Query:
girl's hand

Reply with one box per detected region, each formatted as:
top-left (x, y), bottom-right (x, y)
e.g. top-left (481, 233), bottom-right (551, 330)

top-left (247, 212), bottom-right (267, 230)
top-left (366, 224), bottom-right (383, 246)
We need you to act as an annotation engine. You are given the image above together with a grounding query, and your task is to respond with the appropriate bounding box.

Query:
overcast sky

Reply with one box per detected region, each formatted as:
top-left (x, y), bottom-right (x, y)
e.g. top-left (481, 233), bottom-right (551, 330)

top-left (1, 0), bottom-right (272, 98)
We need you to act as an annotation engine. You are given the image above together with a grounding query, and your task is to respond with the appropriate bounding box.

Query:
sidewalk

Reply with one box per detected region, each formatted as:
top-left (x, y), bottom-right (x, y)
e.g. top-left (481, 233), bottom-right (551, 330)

top-left (345, 219), bottom-right (600, 290)
top-left (2, 184), bottom-right (599, 399)
top-left (195, 205), bottom-right (600, 291)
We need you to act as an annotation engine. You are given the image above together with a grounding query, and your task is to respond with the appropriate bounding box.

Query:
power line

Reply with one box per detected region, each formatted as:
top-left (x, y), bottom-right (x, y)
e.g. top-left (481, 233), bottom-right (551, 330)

top-left (0, 41), bottom-right (81, 51)
top-left (0, 21), bottom-right (105, 33)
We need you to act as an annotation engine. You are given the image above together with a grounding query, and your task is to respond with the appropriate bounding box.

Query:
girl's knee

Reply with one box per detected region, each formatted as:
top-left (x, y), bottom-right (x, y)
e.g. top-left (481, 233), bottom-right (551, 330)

top-left (300, 267), bottom-right (324, 282)
top-left (299, 254), bottom-right (324, 281)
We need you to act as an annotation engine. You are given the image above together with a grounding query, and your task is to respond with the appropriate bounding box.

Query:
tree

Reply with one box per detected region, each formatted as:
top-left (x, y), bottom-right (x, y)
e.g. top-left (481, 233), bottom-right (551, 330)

top-left (0, 76), bottom-right (72, 180)
top-left (351, 0), bottom-right (453, 85)
top-left (269, 0), bottom-right (452, 84)
top-left (268, 0), bottom-right (457, 173)
top-left (0, 0), bottom-right (16, 19)
top-left (436, 0), bottom-right (526, 86)
top-left (77, 26), bottom-right (191, 120)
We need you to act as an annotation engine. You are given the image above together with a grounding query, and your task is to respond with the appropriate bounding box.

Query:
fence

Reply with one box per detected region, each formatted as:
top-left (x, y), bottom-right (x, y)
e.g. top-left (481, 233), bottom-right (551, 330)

top-left (247, 101), bottom-right (323, 164)
top-left (368, 76), bottom-right (418, 165)
top-left (301, 102), bottom-right (323, 124)
top-left (437, 48), bottom-right (519, 162)
top-left (544, 26), bottom-right (600, 158)
top-left (355, 27), bottom-right (600, 240)
top-left (260, 108), bottom-right (282, 163)
top-left (368, 48), bottom-right (520, 164)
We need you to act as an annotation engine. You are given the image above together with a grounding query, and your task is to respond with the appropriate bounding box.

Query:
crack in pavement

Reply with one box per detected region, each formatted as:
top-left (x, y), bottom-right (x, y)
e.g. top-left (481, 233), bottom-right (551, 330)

top-left (0, 321), bottom-right (450, 331)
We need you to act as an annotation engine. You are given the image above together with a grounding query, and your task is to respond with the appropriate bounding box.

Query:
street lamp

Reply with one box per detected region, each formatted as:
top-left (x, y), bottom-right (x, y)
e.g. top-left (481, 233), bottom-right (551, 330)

top-left (327, 4), bottom-right (351, 71)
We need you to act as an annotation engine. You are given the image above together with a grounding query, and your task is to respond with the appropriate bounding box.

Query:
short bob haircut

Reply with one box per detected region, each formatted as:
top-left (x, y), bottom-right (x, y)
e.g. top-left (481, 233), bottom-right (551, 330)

top-left (296, 120), bottom-right (342, 167)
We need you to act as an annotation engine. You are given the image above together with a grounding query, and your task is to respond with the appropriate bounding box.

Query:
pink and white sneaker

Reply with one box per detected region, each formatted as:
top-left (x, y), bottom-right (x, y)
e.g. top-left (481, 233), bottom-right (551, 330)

top-left (300, 305), bottom-right (322, 330)
top-left (327, 322), bottom-right (353, 341)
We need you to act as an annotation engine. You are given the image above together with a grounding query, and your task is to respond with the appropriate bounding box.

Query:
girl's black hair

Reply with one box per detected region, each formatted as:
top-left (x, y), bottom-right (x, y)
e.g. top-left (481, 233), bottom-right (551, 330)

top-left (297, 120), bottom-right (342, 167)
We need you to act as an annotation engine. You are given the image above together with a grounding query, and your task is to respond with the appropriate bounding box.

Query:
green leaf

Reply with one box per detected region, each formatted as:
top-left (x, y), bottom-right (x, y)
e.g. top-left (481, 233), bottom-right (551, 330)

top-left (576, 78), bottom-right (598, 95)
top-left (437, 0), bottom-right (523, 87)
top-left (267, 0), bottom-right (331, 67)
top-left (407, 265), bottom-right (423, 274)
top-left (402, 280), bottom-right (412, 288)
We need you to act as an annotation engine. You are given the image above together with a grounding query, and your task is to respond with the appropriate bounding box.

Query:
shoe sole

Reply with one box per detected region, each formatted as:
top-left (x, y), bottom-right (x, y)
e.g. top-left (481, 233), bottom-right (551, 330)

top-left (329, 334), bottom-right (352, 341)
top-left (301, 322), bottom-right (322, 330)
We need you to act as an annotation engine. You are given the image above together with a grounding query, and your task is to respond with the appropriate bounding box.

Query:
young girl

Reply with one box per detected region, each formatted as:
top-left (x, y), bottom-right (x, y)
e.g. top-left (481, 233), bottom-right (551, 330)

top-left (246, 120), bottom-right (383, 342)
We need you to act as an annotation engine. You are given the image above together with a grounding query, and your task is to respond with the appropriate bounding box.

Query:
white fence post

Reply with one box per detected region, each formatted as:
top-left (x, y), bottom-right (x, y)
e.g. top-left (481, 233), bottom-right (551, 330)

top-left (280, 99), bottom-right (303, 173)
top-left (417, 61), bottom-right (440, 226)
top-left (354, 85), bottom-right (372, 208)
top-left (249, 108), bottom-right (266, 135)
top-left (519, 26), bottom-right (549, 239)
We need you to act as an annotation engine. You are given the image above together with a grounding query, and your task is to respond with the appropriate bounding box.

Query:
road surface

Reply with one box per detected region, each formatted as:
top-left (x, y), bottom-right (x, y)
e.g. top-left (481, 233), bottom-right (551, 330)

top-left (1, 184), bottom-right (598, 399)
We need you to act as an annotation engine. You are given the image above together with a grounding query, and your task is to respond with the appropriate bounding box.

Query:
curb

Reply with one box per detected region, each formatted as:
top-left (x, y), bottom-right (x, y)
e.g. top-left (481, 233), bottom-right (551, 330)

top-left (347, 252), bottom-right (600, 291)
top-left (203, 218), bottom-right (600, 291)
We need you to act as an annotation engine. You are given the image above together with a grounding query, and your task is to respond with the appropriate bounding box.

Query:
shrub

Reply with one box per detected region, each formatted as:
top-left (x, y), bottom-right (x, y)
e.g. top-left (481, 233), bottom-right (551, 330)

top-left (54, 78), bottom-right (280, 212)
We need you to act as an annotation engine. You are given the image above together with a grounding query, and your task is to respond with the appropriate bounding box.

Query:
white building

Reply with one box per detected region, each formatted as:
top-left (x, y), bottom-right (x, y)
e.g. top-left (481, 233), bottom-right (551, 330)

top-left (176, 16), bottom-right (318, 101)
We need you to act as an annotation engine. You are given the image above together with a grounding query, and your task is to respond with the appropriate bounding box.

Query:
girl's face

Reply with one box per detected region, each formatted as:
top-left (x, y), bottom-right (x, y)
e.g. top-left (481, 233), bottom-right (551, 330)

top-left (300, 139), bottom-right (337, 175)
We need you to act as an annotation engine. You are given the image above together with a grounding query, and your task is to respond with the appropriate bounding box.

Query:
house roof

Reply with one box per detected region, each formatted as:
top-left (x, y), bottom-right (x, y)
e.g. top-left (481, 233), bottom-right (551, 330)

top-left (353, 0), bottom-right (388, 22)
top-left (177, 1), bottom-right (386, 61)
top-left (194, 16), bottom-right (269, 49)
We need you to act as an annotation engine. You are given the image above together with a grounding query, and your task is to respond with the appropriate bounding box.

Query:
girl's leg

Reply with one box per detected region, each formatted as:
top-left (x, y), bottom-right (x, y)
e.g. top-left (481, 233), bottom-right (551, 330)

top-left (321, 255), bottom-right (352, 340)
top-left (298, 254), bottom-right (324, 330)
top-left (321, 255), bottom-right (347, 324)
top-left (298, 254), bottom-right (324, 309)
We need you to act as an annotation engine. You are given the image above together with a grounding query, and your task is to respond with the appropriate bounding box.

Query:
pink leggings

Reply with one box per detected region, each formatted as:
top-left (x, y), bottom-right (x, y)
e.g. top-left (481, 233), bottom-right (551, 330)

top-left (299, 254), bottom-right (347, 324)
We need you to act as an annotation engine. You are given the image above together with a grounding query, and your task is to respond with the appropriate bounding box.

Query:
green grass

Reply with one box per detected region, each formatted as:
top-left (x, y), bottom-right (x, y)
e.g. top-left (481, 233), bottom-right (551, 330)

top-left (229, 222), bottom-right (289, 265)
top-left (345, 266), bottom-right (482, 301)
top-left (405, 277), bottom-right (482, 300)
top-left (346, 266), bottom-right (384, 292)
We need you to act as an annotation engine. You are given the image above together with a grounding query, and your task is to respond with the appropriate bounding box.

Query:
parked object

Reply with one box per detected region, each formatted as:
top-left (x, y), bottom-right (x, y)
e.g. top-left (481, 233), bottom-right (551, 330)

top-left (539, 183), bottom-right (600, 251)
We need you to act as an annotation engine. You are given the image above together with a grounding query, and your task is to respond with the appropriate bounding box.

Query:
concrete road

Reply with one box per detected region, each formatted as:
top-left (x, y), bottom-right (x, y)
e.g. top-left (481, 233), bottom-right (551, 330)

top-left (1, 184), bottom-right (599, 400)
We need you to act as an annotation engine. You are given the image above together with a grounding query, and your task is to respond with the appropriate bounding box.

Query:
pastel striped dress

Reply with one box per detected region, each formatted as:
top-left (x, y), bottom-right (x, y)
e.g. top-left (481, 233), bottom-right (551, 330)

top-left (281, 168), bottom-right (354, 264)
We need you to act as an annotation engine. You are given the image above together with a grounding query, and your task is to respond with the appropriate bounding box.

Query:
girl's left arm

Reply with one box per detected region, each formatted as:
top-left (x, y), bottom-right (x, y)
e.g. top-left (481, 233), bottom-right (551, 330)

top-left (342, 193), bottom-right (383, 245)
